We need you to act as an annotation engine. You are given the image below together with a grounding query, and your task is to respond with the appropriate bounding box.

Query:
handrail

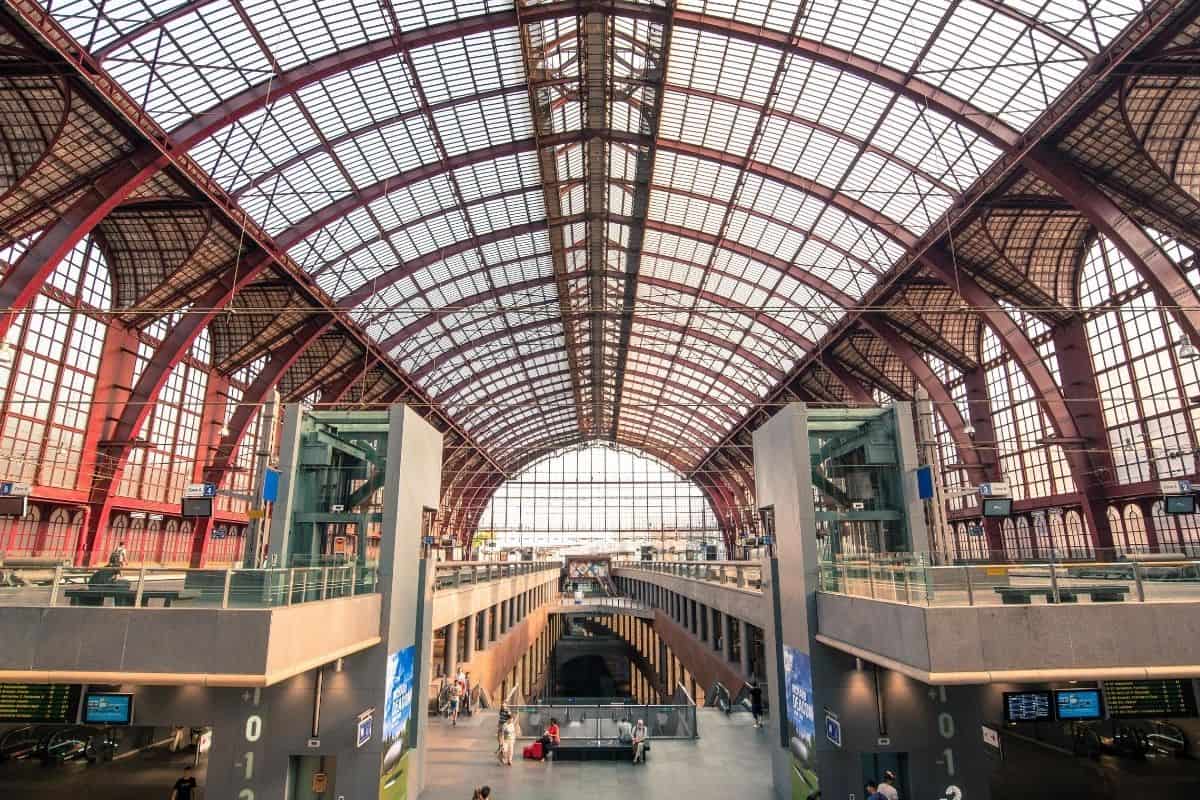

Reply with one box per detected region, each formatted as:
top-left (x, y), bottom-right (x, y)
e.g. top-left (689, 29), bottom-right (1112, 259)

top-left (817, 558), bottom-right (1200, 607)
top-left (0, 564), bottom-right (378, 609)
top-left (432, 561), bottom-right (560, 591)
top-left (613, 561), bottom-right (763, 592)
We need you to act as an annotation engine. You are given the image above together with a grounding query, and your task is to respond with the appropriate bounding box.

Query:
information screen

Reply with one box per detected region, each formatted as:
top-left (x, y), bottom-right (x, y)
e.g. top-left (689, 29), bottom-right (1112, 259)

top-left (83, 692), bottom-right (134, 725)
top-left (1003, 690), bottom-right (1053, 722)
top-left (1104, 680), bottom-right (1198, 719)
top-left (0, 683), bottom-right (81, 723)
top-left (1055, 689), bottom-right (1103, 720)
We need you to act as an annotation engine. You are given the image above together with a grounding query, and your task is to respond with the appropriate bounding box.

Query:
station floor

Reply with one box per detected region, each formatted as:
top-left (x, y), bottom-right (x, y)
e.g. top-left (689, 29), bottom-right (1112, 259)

top-left (420, 708), bottom-right (775, 800)
top-left (0, 743), bottom-right (205, 800)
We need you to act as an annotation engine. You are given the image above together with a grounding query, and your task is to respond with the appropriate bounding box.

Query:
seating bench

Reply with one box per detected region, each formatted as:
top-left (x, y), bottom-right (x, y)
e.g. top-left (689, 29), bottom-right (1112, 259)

top-left (993, 585), bottom-right (1130, 604)
top-left (549, 739), bottom-right (645, 762)
top-left (64, 587), bottom-right (199, 607)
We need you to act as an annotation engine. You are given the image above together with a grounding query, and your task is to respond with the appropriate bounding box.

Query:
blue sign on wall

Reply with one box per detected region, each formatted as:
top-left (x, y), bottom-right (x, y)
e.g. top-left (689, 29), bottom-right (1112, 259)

top-left (383, 646), bottom-right (415, 744)
top-left (916, 464), bottom-right (935, 499)
top-left (825, 711), bottom-right (842, 748)
top-left (357, 712), bottom-right (374, 748)
top-left (262, 468), bottom-right (280, 503)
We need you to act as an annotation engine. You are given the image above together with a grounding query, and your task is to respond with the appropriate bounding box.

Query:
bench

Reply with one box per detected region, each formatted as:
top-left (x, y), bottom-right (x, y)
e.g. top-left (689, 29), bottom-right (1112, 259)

top-left (64, 587), bottom-right (199, 607)
top-left (994, 585), bottom-right (1130, 604)
top-left (549, 739), bottom-right (644, 762)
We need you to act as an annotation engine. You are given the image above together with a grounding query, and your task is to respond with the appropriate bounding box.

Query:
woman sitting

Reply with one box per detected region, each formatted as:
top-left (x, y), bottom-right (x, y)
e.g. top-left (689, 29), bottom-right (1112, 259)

top-left (537, 717), bottom-right (561, 761)
top-left (632, 719), bottom-right (649, 763)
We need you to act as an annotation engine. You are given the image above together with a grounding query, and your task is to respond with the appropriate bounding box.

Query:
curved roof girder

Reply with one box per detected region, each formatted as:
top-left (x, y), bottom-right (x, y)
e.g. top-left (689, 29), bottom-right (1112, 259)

top-left (408, 305), bottom-right (787, 384)
top-left (457, 367), bottom-right (736, 442)
top-left (429, 328), bottom-right (761, 406)
top-left (162, 3), bottom-right (1021, 159)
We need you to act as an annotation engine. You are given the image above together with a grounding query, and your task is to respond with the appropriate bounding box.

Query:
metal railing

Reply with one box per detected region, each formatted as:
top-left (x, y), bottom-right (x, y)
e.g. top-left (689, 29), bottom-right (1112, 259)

top-left (556, 596), bottom-right (646, 610)
top-left (433, 561), bottom-right (560, 591)
top-left (613, 560), bottom-right (762, 591)
top-left (0, 564), bottom-right (378, 609)
top-left (818, 556), bottom-right (1200, 606)
top-left (512, 703), bottom-right (698, 740)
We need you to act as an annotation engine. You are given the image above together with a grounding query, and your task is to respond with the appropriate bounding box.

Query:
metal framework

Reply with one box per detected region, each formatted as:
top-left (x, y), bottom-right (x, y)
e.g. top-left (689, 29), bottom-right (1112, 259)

top-left (3, 0), bottom-right (1200, 557)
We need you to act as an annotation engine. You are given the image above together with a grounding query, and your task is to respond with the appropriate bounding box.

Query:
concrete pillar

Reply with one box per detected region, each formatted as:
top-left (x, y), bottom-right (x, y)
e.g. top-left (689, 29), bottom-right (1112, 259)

top-left (462, 612), bottom-right (475, 663)
top-left (445, 618), bottom-right (460, 678)
top-left (738, 619), bottom-right (752, 679)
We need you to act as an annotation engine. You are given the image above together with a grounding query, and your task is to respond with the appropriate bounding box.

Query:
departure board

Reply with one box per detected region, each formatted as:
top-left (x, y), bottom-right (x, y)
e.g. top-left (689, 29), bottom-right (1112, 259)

top-left (1003, 690), bottom-right (1053, 722)
top-left (0, 683), bottom-right (81, 723)
top-left (1103, 680), bottom-right (1198, 719)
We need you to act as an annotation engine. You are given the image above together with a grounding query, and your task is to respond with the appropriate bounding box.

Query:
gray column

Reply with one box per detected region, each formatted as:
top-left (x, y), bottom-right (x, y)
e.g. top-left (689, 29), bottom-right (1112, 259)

top-left (445, 618), bottom-right (460, 677)
top-left (738, 619), bottom-right (752, 678)
top-left (462, 612), bottom-right (475, 663)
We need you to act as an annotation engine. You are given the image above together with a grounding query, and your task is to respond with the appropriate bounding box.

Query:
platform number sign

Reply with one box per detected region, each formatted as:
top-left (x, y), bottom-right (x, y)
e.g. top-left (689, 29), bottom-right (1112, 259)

top-left (235, 687), bottom-right (265, 800)
top-left (824, 711), bottom-right (842, 748)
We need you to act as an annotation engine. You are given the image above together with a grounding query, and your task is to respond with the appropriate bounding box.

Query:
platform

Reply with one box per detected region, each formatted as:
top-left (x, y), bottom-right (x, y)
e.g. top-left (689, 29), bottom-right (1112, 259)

top-left (420, 708), bottom-right (773, 800)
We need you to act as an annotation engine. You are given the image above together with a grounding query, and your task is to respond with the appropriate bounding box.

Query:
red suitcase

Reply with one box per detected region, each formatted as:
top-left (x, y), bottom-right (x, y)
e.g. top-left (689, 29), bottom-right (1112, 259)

top-left (523, 741), bottom-right (544, 760)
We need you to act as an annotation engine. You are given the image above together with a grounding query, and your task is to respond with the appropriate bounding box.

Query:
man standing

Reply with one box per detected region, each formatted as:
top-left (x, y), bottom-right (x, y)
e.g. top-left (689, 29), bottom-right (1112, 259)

top-left (170, 765), bottom-right (198, 800)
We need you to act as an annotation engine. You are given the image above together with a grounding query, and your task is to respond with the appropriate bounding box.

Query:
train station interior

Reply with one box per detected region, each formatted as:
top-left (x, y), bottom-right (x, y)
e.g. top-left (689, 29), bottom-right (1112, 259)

top-left (2, 0), bottom-right (1200, 798)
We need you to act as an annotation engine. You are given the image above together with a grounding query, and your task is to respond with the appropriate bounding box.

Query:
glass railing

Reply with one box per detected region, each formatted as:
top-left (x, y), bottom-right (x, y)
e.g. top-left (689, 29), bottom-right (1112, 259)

top-left (612, 560), bottom-right (762, 591)
top-left (511, 703), bottom-right (698, 740)
top-left (0, 564), bottom-right (378, 609)
top-left (817, 557), bottom-right (1200, 606)
top-left (432, 561), bottom-right (560, 591)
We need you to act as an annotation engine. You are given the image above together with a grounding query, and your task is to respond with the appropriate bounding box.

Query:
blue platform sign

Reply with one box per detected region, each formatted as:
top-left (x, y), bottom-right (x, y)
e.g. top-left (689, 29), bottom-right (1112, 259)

top-left (262, 468), bottom-right (280, 503)
top-left (357, 711), bottom-right (373, 748)
top-left (825, 711), bottom-right (842, 748)
top-left (916, 464), bottom-right (935, 500)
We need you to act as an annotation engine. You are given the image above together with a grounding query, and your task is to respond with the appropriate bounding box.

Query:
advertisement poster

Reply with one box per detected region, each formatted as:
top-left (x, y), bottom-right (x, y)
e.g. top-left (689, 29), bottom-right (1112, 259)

top-left (783, 645), bottom-right (819, 800)
top-left (379, 646), bottom-right (415, 800)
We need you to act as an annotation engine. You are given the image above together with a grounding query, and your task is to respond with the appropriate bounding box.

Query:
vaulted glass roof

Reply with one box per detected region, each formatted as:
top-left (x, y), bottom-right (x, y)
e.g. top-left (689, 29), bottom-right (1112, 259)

top-left (42, 0), bottom-right (1149, 472)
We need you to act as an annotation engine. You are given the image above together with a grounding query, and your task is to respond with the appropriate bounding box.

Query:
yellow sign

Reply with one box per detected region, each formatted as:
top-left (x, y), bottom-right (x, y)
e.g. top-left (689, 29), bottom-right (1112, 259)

top-left (985, 567), bottom-right (1008, 576)
top-left (312, 772), bottom-right (328, 793)
top-left (246, 509), bottom-right (265, 519)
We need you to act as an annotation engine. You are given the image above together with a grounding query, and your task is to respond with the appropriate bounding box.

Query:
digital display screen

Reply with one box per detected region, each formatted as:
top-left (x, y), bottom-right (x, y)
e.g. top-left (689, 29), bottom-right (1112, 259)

top-left (1104, 680), bottom-right (1198, 719)
top-left (181, 496), bottom-right (213, 518)
top-left (1055, 689), bottom-right (1103, 720)
top-left (1003, 690), bottom-right (1053, 722)
top-left (982, 498), bottom-right (1013, 518)
top-left (0, 684), bottom-right (81, 723)
top-left (1164, 495), bottom-right (1196, 515)
top-left (83, 693), bottom-right (133, 725)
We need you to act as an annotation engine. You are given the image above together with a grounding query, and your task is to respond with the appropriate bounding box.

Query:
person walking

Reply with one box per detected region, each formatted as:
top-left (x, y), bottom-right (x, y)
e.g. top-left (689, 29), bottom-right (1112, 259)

top-left (108, 541), bottom-right (128, 573)
top-left (495, 702), bottom-right (513, 758)
top-left (749, 679), bottom-right (764, 728)
top-left (631, 719), bottom-right (649, 763)
top-left (170, 765), bottom-right (198, 800)
top-left (498, 717), bottom-right (516, 766)
top-left (472, 787), bottom-right (491, 799)
top-left (878, 770), bottom-right (900, 800)
top-left (448, 680), bottom-right (462, 726)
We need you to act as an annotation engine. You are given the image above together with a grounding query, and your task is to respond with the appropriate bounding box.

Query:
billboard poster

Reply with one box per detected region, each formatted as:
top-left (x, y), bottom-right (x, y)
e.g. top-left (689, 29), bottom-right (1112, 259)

top-left (783, 645), bottom-right (819, 800)
top-left (379, 646), bottom-right (415, 800)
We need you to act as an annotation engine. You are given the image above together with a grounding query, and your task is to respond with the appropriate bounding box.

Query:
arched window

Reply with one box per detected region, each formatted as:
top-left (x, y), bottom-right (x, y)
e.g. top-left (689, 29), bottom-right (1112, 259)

top-left (1032, 512), bottom-right (1053, 557)
top-left (118, 315), bottom-right (211, 503)
top-left (0, 235), bottom-right (110, 490)
top-left (1064, 510), bottom-right (1092, 558)
top-left (478, 442), bottom-right (721, 554)
top-left (981, 326), bottom-right (1072, 501)
top-left (1081, 233), bottom-right (1199, 485)
top-left (1016, 517), bottom-right (1034, 559)
top-left (1118, 504), bottom-right (1150, 555)
top-left (217, 356), bottom-right (267, 515)
top-left (2, 504), bottom-right (41, 558)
